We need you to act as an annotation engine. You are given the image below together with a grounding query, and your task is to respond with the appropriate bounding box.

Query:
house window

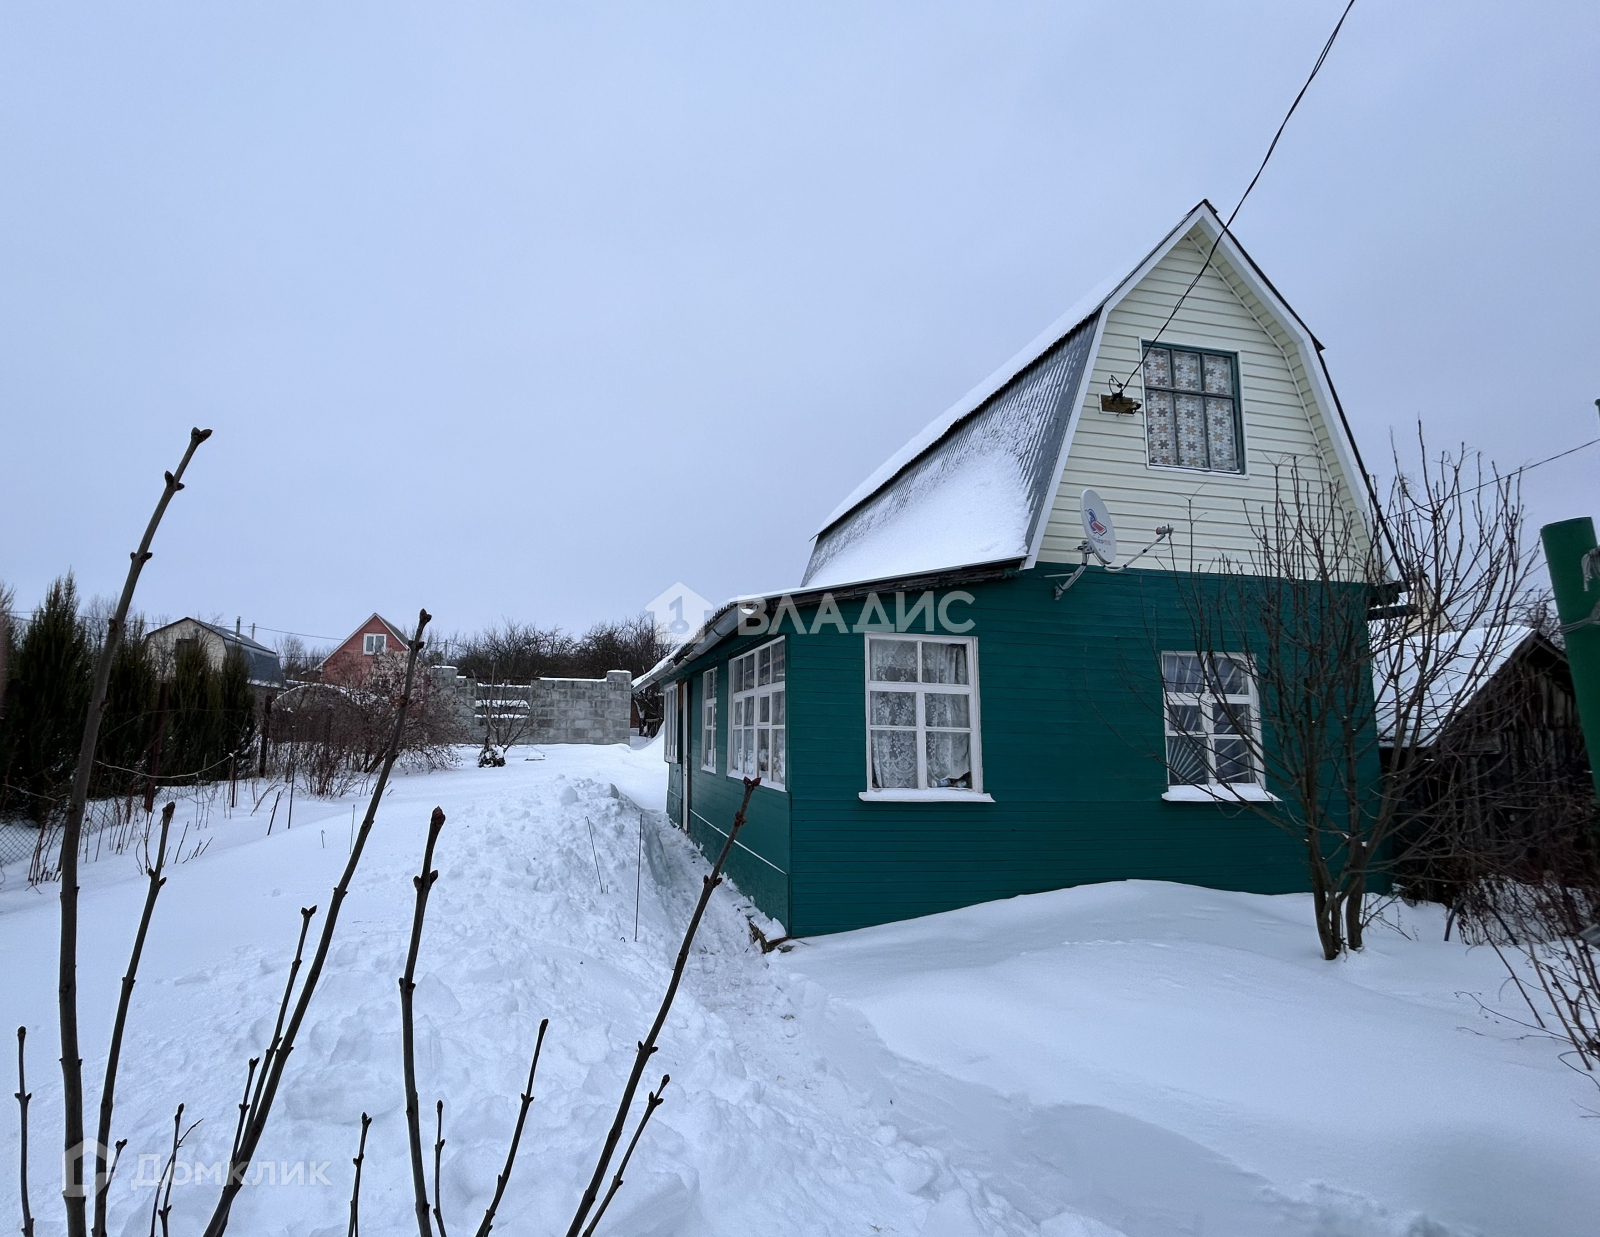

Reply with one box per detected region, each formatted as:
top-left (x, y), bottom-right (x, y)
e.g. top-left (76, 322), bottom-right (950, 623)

top-left (1162, 652), bottom-right (1261, 787)
top-left (728, 638), bottom-right (785, 789)
top-left (662, 681), bottom-right (680, 764)
top-left (866, 636), bottom-right (982, 791)
top-left (363, 632), bottom-right (386, 655)
top-left (1142, 344), bottom-right (1242, 473)
top-left (701, 668), bottom-right (718, 772)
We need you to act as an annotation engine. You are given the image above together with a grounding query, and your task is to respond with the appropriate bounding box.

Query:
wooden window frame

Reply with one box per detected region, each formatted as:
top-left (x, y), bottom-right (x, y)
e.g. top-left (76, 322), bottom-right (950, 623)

top-left (701, 668), bottom-right (719, 773)
top-left (363, 632), bottom-right (387, 655)
top-left (662, 681), bottom-right (681, 765)
top-left (861, 634), bottom-right (990, 802)
top-left (727, 637), bottom-right (786, 791)
top-left (1139, 341), bottom-right (1245, 475)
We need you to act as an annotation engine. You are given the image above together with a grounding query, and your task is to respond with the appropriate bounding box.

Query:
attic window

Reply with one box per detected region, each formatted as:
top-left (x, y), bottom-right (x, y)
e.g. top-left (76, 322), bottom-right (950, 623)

top-left (1142, 344), bottom-right (1243, 474)
top-left (363, 633), bottom-right (386, 655)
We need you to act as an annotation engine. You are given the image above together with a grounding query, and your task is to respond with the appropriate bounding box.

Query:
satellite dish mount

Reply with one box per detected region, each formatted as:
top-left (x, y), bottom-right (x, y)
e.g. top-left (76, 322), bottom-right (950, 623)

top-left (1048, 488), bottom-right (1173, 600)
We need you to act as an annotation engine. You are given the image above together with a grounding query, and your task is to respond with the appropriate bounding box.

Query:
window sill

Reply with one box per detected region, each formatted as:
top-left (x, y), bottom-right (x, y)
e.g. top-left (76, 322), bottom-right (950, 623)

top-left (1162, 784), bottom-right (1279, 803)
top-left (858, 789), bottom-right (995, 803)
top-left (726, 773), bottom-right (785, 793)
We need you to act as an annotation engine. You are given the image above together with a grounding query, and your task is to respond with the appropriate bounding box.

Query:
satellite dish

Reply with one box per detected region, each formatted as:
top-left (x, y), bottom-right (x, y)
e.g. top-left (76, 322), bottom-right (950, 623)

top-left (1080, 489), bottom-right (1118, 564)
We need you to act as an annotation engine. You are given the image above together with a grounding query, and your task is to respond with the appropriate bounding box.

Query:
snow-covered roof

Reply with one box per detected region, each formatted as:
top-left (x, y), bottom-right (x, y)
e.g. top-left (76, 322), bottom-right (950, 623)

top-left (802, 312), bottom-right (1099, 590)
top-left (804, 200), bottom-right (1372, 591)
top-left (1375, 625), bottom-right (1538, 747)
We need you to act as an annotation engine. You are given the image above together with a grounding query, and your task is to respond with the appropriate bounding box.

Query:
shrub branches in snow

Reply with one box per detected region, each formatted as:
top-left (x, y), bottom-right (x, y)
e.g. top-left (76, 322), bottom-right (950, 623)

top-left (346, 1112), bottom-right (372, 1237)
top-left (402, 806), bottom-right (448, 1237)
top-left (200, 609), bottom-right (433, 1237)
top-left (57, 427), bottom-right (210, 1237)
top-left (389, 777), bottom-right (760, 1237)
top-left (473, 1019), bottom-right (548, 1237)
top-left (90, 800), bottom-right (174, 1237)
top-left (14, 1027), bottom-right (33, 1237)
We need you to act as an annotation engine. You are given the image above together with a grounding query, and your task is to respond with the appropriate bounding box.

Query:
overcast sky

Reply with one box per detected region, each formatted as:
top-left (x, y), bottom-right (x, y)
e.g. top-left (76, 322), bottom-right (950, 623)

top-left (2, 1), bottom-right (1595, 649)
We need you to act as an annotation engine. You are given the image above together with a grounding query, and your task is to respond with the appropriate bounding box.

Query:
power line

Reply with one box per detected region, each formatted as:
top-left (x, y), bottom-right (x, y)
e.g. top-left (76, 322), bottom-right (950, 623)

top-left (1458, 436), bottom-right (1600, 496)
top-left (1116, 0), bottom-right (1358, 394)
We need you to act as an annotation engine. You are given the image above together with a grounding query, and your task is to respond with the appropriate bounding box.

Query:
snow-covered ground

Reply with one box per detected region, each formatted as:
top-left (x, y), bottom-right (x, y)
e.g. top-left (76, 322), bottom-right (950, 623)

top-left (0, 743), bottom-right (1595, 1236)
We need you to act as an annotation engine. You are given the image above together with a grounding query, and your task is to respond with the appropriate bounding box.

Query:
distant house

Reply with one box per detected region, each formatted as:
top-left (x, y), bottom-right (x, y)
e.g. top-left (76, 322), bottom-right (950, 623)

top-left (638, 200), bottom-right (1381, 937)
top-left (145, 618), bottom-right (286, 691)
top-left (318, 614), bottom-right (413, 687)
top-left (1383, 626), bottom-right (1593, 900)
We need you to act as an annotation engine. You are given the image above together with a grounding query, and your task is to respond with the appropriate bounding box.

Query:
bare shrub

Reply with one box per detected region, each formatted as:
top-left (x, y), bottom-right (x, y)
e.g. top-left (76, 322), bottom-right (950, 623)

top-left (1177, 432), bottom-right (1536, 958)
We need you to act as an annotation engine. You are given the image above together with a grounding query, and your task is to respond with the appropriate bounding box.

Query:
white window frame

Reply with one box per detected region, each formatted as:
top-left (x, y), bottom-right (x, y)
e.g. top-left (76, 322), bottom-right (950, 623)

top-left (662, 681), bottom-right (681, 765)
top-left (1159, 651), bottom-right (1277, 802)
top-left (363, 632), bottom-right (386, 655)
top-left (700, 668), bottom-right (718, 773)
top-left (727, 637), bottom-right (786, 791)
top-left (860, 634), bottom-right (990, 803)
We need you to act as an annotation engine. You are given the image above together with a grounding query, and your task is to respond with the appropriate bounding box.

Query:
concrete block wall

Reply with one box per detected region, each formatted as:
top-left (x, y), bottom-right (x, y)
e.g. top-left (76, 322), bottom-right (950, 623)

top-left (426, 666), bottom-right (632, 746)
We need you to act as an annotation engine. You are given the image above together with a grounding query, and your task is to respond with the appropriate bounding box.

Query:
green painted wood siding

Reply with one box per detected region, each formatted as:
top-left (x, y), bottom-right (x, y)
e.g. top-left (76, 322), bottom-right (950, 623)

top-left (664, 564), bottom-right (1377, 938)
top-left (664, 653), bottom-right (792, 926)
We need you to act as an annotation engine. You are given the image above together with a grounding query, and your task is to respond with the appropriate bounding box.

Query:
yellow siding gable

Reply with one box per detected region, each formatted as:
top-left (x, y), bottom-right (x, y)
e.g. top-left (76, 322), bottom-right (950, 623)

top-left (1039, 226), bottom-right (1369, 572)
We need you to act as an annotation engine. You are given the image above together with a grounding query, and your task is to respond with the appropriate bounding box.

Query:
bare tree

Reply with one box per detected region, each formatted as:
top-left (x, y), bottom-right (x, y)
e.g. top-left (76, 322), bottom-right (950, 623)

top-left (1176, 434), bottom-right (1535, 958)
top-left (476, 664), bottom-right (532, 767)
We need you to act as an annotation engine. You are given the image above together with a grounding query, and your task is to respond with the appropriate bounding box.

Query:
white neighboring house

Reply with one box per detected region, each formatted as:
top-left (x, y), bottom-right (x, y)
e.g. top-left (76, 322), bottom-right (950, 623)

top-left (145, 618), bottom-right (287, 691)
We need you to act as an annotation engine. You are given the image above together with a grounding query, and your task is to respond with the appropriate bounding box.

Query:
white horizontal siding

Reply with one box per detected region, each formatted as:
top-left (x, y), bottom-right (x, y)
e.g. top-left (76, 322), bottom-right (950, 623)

top-left (1040, 230), bottom-right (1369, 574)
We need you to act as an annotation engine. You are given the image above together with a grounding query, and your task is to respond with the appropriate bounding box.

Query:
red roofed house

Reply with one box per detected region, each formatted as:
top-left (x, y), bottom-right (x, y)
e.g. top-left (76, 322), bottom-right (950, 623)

top-left (317, 613), bottom-right (413, 687)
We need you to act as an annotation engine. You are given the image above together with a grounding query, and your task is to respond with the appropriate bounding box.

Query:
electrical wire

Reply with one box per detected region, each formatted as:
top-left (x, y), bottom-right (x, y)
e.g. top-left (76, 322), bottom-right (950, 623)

top-left (1456, 436), bottom-right (1600, 496)
top-left (1115, 0), bottom-right (1358, 394)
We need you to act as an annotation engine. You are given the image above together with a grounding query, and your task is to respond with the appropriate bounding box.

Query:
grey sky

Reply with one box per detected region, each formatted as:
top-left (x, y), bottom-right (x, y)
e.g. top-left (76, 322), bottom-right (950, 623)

top-left (2, 1), bottom-right (1595, 648)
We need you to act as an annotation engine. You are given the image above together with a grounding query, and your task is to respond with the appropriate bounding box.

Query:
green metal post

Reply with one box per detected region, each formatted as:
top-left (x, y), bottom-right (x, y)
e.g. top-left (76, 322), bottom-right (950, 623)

top-left (1542, 516), bottom-right (1600, 798)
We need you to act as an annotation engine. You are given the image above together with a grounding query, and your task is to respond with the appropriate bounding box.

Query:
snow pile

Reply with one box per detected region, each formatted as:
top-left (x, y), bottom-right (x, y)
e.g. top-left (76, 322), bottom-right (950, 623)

top-left (2, 744), bottom-right (1596, 1236)
top-left (787, 881), bottom-right (1600, 1236)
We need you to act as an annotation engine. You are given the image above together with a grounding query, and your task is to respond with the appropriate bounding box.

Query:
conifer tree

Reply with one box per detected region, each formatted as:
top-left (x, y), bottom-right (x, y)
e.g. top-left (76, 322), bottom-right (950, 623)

top-left (0, 576), bottom-right (92, 822)
top-left (94, 632), bottom-right (159, 800)
top-left (167, 640), bottom-right (220, 783)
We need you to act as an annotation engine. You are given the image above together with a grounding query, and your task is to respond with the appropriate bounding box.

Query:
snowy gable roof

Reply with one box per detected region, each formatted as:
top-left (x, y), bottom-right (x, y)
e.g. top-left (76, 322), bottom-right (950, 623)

top-left (802, 200), bottom-right (1372, 592)
top-left (803, 204), bottom-right (1202, 591)
top-left (802, 312), bottom-right (1099, 590)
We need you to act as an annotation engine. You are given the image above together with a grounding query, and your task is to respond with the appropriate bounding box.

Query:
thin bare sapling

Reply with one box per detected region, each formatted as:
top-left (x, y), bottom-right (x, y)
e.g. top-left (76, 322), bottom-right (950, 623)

top-left (16, 1027), bottom-right (34, 1237)
top-left (59, 427), bottom-right (210, 1237)
top-left (90, 800), bottom-right (175, 1237)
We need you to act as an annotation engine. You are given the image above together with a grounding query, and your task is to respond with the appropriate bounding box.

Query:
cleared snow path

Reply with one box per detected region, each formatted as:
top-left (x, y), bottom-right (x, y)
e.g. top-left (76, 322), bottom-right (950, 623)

top-left (0, 745), bottom-right (939, 1236)
top-left (1, 743), bottom-right (1595, 1236)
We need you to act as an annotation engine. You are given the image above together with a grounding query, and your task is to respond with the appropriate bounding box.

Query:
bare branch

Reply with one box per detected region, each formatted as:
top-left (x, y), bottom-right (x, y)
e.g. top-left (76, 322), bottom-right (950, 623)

top-left (580, 1075), bottom-right (670, 1237)
top-left (202, 608), bottom-right (433, 1237)
top-left (15, 1028), bottom-right (33, 1237)
top-left (346, 1113), bottom-right (371, 1237)
top-left (565, 778), bottom-right (759, 1237)
top-left (402, 807), bottom-right (448, 1237)
top-left (472, 1019), bottom-right (549, 1237)
top-left (432, 1102), bottom-right (449, 1237)
top-left (61, 427), bottom-right (210, 1237)
top-left (92, 801), bottom-right (175, 1237)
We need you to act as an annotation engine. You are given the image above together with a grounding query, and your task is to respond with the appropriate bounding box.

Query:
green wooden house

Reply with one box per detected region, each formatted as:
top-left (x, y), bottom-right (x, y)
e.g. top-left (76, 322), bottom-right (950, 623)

top-left (638, 202), bottom-right (1378, 937)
